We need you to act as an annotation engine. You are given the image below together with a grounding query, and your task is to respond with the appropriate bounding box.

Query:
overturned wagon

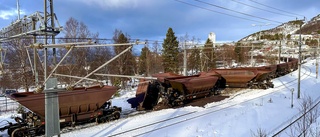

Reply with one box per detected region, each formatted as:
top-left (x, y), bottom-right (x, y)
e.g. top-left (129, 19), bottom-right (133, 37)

top-left (0, 85), bottom-right (121, 137)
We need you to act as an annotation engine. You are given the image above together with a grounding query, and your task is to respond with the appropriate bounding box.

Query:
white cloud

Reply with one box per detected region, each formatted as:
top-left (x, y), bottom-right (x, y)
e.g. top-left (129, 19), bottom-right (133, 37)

top-left (72, 0), bottom-right (164, 10)
top-left (0, 9), bottom-right (15, 20)
top-left (77, 0), bottom-right (140, 9)
top-left (0, 8), bottom-right (25, 20)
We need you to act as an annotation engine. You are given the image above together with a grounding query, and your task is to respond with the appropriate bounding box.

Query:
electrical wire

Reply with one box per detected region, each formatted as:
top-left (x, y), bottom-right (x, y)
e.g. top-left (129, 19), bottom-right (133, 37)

top-left (248, 0), bottom-right (304, 18)
top-left (174, 0), bottom-right (267, 24)
top-left (194, 0), bottom-right (283, 24)
top-left (0, 37), bottom-right (163, 44)
top-left (230, 0), bottom-right (296, 18)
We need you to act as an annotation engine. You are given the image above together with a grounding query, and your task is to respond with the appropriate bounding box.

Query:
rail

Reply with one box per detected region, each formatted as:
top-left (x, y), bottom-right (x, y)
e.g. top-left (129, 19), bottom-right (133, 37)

top-left (269, 96), bottom-right (320, 137)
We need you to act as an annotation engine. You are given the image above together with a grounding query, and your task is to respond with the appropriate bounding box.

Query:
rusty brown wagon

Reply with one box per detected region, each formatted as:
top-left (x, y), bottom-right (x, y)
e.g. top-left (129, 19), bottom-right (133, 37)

top-left (10, 85), bottom-right (116, 120)
top-left (168, 76), bottom-right (220, 101)
top-left (1, 85), bottom-right (121, 137)
top-left (211, 69), bottom-right (258, 88)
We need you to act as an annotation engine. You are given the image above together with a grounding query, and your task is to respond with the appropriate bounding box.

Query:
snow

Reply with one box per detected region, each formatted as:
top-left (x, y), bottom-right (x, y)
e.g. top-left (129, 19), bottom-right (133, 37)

top-left (1, 58), bottom-right (320, 137)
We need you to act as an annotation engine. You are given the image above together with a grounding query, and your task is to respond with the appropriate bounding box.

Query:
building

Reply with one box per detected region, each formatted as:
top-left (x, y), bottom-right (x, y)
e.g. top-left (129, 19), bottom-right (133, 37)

top-left (208, 32), bottom-right (216, 47)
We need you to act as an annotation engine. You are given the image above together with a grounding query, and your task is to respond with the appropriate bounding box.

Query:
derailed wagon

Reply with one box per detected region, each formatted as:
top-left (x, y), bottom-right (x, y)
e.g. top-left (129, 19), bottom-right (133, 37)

top-left (210, 69), bottom-right (257, 88)
top-left (162, 76), bottom-right (220, 107)
top-left (128, 56), bottom-right (299, 111)
top-left (0, 85), bottom-right (121, 137)
top-left (128, 73), bottom-right (221, 110)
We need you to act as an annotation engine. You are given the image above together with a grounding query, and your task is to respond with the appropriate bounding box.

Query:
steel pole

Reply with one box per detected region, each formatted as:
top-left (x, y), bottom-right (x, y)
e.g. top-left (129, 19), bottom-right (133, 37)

top-left (291, 88), bottom-right (294, 108)
top-left (183, 40), bottom-right (187, 76)
top-left (317, 36), bottom-right (319, 79)
top-left (297, 23), bottom-right (302, 99)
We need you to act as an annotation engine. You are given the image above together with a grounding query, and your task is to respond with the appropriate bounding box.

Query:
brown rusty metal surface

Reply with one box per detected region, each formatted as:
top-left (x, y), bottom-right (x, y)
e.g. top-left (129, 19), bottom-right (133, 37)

top-left (136, 79), bottom-right (150, 96)
top-left (169, 76), bottom-right (219, 94)
top-left (9, 85), bottom-right (117, 118)
top-left (152, 72), bottom-right (182, 83)
top-left (212, 69), bottom-right (257, 88)
top-left (255, 70), bottom-right (272, 81)
top-left (198, 71), bottom-right (220, 77)
top-left (290, 58), bottom-right (298, 70)
top-left (277, 63), bottom-right (288, 70)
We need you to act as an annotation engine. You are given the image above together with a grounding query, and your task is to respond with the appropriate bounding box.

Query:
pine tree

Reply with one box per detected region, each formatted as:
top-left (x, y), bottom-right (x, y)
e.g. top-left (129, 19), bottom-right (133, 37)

top-left (112, 29), bottom-right (136, 88)
top-left (138, 46), bottom-right (151, 75)
top-left (162, 28), bottom-right (180, 73)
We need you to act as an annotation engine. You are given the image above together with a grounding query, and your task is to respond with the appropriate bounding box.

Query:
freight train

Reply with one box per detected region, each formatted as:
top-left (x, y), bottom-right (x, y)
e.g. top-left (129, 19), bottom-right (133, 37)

top-left (127, 58), bottom-right (299, 110)
top-left (0, 85), bottom-right (121, 137)
top-left (0, 57), bottom-right (300, 136)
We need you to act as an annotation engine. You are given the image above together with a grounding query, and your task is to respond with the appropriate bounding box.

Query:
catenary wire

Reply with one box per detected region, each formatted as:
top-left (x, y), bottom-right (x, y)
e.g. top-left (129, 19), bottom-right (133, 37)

top-left (174, 0), bottom-right (267, 24)
top-left (248, 0), bottom-right (304, 18)
top-left (194, 0), bottom-right (283, 24)
top-left (230, 0), bottom-right (297, 18)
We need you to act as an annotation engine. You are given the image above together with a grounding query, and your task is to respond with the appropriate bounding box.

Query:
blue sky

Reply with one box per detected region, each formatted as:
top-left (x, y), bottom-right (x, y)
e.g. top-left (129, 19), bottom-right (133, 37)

top-left (0, 0), bottom-right (320, 43)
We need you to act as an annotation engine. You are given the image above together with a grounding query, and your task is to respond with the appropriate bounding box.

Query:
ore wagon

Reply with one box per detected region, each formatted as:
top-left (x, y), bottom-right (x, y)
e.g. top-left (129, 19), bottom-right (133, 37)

top-left (166, 76), bottom-right (220, 106)
top-left (0, 85), bottom-right (121, 137)
top-left (212, 69), bottom-right (258, 88)
top-left (276, 63), bottom-right (289, 77)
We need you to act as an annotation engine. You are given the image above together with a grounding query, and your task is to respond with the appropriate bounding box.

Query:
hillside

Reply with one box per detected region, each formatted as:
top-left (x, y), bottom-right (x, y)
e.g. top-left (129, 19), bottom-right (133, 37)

top-left (241, 14), bottom-right (320, 42)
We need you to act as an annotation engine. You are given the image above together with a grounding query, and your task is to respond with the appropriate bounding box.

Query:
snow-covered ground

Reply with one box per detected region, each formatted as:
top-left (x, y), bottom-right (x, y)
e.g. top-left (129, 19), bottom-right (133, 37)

top-left (1, 58), bottom-right (320, 137)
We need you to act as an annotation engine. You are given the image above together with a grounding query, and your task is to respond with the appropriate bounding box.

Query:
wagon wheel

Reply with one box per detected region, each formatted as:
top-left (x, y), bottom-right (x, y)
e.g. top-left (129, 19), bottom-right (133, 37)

top-left (7, 127), bottom-right (16, 136)
top-left (36, 126), bottom-right (45, 135)
top-left (11, 127), bottom-right (26, 137)
top-left (170, 101), bottom-right (178, 107)
top-left (113, 111), bottom-right (121, 120)
top-left (95, 117), bottom-right (101, 124)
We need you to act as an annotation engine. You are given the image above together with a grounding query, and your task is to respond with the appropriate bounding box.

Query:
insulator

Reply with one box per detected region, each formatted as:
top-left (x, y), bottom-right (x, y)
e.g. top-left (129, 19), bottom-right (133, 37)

top-left (35, 86), bottom-right (44, 93)
top-left (65, 44), bottom-right (75, 50)
top-left (66, 85), bottom-right (74, 91)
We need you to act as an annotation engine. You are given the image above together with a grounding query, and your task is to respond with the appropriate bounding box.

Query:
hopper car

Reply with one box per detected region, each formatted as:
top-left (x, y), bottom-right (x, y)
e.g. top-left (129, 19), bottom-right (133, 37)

top-left (0, 85), bottom-right (121, 137)
top-left (128, 57), bottom-right (299, 110)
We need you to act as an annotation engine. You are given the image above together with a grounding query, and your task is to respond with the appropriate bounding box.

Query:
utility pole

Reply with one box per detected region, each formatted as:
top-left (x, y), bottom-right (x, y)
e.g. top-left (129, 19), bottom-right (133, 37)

top-left (317, 35), bottom-right (319, 79)
top-left (16, 0), bottom-right (20, 20)
top-left (251, 23), bottom-right (269, 67)
top-left (297, 18), bottom-right (304, 99)
top-left (279, 40), bottom-right (282, 64)
top-left (183, 40), bottom-right (187, 76)
top-left (0, 47), bottom-right (4, 75)
top-left (251, 42), bottom-right (254, 67)
top-left (44, 0), bottom-right (60, 137)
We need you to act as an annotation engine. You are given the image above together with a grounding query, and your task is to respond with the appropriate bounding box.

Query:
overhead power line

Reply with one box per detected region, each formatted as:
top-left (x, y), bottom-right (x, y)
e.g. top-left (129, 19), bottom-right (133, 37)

top-left (248, 0), bottom-right (304, 18)
top-left (230, 0), bottom-right (296, 18)
top-left (174, 0), bottom-right (267, 24)
top-left (194, 0), bottom-right (283, 24)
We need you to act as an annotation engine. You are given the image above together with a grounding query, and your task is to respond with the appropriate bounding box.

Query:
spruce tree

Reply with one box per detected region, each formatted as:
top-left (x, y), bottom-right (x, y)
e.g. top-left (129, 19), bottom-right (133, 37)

top-left (114, 33), bottom-right (135, 75)
top-left (162, 28), bottom-right (180, 73)
top-left (138, 46), bottom-right (151, 75)
top-left (112, 30), bottom-right (136, 88)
